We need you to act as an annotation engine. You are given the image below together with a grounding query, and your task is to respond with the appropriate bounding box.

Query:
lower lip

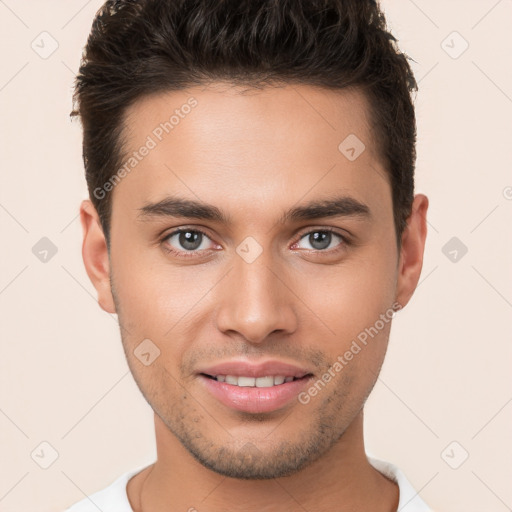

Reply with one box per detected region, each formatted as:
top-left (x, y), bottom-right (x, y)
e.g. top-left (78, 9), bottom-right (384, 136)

top-left (199, 375), bottom-right (313, 414)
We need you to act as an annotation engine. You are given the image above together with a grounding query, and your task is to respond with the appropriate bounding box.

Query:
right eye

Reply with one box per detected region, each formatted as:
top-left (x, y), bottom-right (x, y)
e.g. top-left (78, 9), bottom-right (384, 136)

top-left (162, 228), bottom-right (218, 257)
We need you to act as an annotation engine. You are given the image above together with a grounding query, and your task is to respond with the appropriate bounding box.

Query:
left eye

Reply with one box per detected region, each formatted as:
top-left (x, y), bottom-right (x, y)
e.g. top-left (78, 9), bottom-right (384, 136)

top-left (295, 230), bottom-right (345, 251)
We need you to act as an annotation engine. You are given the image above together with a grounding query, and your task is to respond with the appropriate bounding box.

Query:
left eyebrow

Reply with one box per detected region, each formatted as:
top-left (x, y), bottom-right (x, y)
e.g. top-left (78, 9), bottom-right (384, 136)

top-left (280, 196), bottom-right (371, 223)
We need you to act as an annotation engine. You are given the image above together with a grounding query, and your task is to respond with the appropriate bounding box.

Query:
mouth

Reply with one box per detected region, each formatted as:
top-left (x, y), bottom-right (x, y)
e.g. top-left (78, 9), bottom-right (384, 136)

top-left (200, 374), bottom-right (310, 388)
top-left (196, 358), bottom-right (313, 413)
top-left (196, 361), bottom-right (314, 414)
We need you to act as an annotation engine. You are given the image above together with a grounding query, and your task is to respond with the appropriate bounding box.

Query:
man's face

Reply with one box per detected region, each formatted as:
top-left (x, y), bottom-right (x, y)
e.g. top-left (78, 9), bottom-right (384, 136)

top-left (101, 84), bottom-right (404, 478)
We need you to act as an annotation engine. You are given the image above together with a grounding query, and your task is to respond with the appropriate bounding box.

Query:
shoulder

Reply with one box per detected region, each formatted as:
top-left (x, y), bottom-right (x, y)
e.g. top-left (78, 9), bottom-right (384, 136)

top-left (63, 464), bottom-right (152, 512)
top-left (367, 453), bottom-right (434, 512)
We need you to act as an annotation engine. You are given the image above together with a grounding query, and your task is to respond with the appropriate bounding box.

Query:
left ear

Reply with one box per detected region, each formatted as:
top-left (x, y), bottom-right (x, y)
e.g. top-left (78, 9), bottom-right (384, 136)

top-left (395, 194), bottom-right (429, 309)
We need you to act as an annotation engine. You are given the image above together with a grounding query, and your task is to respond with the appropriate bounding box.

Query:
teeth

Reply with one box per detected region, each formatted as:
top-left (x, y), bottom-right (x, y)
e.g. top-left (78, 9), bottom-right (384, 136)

top-left (238, 376), bottom-right (255, 387)
top-left (215, 375), bottom-right (294, 387)
top-left (225, 375), bottom-right (238, 385)
top-left (256, 376), bottom-right (275, 387)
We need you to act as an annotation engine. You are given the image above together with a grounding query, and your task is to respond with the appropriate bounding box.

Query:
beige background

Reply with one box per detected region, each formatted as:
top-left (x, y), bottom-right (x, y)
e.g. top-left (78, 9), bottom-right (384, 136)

top-left (1, 1), bottom-right (511, 511)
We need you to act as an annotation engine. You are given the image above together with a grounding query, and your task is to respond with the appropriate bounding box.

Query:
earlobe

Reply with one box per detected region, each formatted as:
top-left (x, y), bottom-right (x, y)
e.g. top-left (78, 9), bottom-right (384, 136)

top-left (80, 199), bottom-right (116, 314)
top-left (395, 194), bottom-right (429, 309)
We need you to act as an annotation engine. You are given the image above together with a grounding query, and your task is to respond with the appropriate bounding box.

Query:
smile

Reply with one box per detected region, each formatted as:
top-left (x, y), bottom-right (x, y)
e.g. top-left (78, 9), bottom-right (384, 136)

top-left (202, 374), bottom-right (299, 387)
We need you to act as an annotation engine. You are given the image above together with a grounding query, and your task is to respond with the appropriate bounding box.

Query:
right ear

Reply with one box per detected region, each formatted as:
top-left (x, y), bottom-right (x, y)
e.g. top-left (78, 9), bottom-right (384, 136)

top-left (80, 199), bottom-right (116, 314)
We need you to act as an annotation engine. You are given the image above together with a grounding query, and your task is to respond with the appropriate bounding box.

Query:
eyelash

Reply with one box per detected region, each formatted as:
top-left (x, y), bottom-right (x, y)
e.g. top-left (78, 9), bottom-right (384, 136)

top-left (160, 227), bottom-right (350, 259)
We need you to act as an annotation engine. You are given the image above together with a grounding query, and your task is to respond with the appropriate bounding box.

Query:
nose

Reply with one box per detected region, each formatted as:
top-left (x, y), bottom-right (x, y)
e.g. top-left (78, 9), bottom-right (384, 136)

top-left (214, 248), bottom-right (298, 344)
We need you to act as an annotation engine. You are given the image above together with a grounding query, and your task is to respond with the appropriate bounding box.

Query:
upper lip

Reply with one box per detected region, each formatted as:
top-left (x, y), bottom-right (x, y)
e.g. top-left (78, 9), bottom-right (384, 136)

top-left (197, 359), bottom-right (313, 379)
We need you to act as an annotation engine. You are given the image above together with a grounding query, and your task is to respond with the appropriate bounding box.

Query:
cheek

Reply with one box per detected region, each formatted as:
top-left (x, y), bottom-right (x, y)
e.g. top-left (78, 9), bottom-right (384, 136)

top-left (315, 317), bottom-right (393, 413)
top-left (111, 255), bottom-right (220, 374)
top-left (111, 248), bottom-right (210, 331)
top-left (298, 251), bottom-right (397, 340)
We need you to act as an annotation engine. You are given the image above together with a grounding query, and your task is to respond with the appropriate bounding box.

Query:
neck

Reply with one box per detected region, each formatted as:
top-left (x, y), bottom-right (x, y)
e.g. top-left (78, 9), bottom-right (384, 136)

top-left (128, 410), bottom-right (399, 512)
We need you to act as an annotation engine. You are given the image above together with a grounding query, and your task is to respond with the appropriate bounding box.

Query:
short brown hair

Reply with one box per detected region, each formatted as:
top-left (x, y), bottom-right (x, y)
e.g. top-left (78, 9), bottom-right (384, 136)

top-left (71, 0), bottom-right (418, 246)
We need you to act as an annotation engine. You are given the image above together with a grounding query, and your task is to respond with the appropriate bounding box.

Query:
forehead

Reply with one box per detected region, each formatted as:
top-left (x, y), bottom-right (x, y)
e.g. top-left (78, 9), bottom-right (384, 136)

top-left (113, 83), bottom-right (390, 224)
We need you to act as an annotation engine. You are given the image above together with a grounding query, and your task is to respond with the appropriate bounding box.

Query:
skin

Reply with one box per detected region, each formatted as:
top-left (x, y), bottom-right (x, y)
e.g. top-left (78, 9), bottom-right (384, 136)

top-left (80, 83), bottom-right (428, 512)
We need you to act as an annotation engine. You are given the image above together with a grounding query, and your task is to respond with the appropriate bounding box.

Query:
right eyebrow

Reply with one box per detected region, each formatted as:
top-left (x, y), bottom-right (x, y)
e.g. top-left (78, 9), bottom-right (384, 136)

top-left (137, 197), bottom-right (231, 224)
